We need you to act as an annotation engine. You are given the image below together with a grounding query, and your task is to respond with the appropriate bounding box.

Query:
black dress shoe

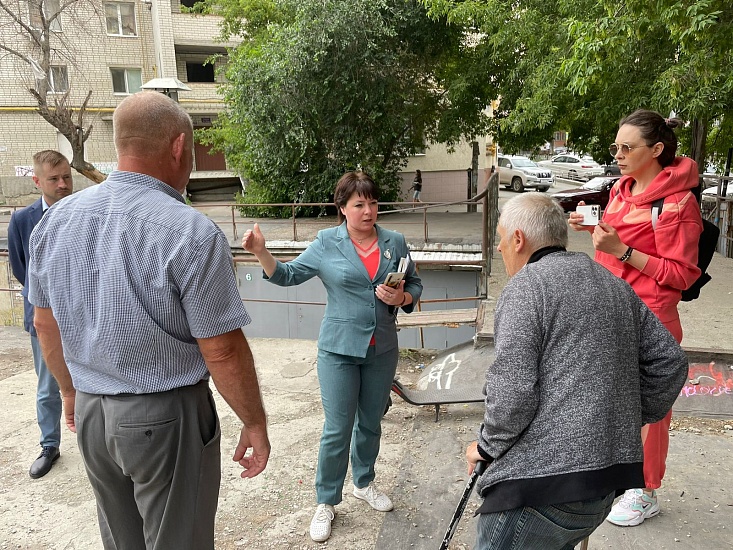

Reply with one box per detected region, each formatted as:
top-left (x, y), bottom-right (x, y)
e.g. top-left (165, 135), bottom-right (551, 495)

top-left (29, 446), bottom-right (60, 479)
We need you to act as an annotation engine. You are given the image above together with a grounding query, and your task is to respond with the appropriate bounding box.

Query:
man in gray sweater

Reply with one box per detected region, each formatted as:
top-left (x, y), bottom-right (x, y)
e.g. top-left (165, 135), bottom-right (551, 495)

top-left (466, 193), bottom-right (688, 549)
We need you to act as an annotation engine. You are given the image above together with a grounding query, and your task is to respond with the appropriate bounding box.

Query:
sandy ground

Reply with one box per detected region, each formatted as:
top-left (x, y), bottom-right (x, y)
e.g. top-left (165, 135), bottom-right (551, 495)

top-left (0, 329), bottom-right (451, 550)
top-left (1, 327), bottom-right (731, 550)
top-left (2, 197), bottom-right (733, 549)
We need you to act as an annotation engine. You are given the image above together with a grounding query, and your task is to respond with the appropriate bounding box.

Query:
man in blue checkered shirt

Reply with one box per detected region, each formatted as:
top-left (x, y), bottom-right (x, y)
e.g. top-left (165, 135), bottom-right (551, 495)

top-left (27, 91), bottom-right (270, 550)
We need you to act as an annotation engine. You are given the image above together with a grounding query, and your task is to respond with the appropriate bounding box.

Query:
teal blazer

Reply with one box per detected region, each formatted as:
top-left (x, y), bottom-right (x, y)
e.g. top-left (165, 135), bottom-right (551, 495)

top-left (265, 222), bottom-right (422, 358)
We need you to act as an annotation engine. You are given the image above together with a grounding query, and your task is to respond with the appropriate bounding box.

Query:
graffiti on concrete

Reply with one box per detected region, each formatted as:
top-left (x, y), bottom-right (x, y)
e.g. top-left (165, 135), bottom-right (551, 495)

top-left (679, 362), bottom-right (733, 398)
top-left (419, 353), bottom-right (462, 391)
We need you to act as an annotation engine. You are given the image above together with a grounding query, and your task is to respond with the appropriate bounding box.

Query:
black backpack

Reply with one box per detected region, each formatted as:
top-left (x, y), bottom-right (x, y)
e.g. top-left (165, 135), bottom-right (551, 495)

top-left (651, 197), bottom-right (719, 301)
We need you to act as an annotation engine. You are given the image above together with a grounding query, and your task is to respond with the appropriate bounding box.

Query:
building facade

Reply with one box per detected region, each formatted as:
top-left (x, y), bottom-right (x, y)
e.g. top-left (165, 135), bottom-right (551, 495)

top-left (399, 136), bottom-right (497, 204)
top-left (0, 0), bottom-right (497, 206)
top-left (0, 0), bottom-right (238, 205)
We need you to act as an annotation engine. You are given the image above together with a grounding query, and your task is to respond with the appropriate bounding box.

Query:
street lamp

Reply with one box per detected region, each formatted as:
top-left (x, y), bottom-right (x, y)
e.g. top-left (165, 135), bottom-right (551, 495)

top-left (140, 77), bottom-right (191, 102)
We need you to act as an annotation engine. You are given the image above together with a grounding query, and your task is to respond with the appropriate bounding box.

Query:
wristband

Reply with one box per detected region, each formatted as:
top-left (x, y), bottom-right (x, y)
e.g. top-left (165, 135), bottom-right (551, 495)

top-left (618, 247), bottom-right (633, 263)
top-left (400, 293), bottom-right (408, 307)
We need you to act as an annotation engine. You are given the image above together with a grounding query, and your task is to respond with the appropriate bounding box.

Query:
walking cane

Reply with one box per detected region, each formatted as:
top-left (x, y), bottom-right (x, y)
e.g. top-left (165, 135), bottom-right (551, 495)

top-left (439, 460), bottom-right (487, 550)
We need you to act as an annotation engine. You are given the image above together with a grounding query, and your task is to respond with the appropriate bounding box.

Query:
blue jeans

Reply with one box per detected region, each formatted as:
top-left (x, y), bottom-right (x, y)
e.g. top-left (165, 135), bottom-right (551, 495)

top-left (30, 334), bottom-right (62, 448)
top-left (476, 493), bottom-right (615, 550)
top-left (315, 346), bottom-right (398, 505)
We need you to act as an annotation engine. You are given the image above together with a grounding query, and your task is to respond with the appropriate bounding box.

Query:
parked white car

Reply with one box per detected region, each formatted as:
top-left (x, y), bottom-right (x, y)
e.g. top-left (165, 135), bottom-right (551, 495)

top-left (497, 155), bottom-right (554, 192)
top-left (538, 154), bottom-right (603, 182)
top-left (701, 184), bottom-right (733, 201)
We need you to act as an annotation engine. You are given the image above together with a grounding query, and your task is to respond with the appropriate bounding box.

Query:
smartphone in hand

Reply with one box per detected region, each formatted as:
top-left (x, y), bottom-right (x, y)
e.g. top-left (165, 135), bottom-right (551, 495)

top-left (384, 272), bottom-right (405, 288)
top-left (575, 204), bottom-right (600, 226)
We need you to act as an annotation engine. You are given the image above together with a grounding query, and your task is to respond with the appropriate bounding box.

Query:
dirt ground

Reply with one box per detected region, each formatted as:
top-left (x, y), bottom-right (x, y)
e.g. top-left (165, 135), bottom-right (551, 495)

top-left (1, 328), bottom-right (731, 550)
top-left (0, 329), bottom-right (447, 550)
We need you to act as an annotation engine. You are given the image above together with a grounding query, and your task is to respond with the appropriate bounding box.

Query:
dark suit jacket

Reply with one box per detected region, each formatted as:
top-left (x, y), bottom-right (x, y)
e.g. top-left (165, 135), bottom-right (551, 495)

top-left (8, 198), bottom-right (44, 336)
top-left (266, 222), bottom-right (423, 358)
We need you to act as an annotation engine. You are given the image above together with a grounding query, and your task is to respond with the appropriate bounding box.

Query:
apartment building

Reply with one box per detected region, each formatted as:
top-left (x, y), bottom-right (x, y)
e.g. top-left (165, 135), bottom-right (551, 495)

top-left (0, 0), bottom-right (239, 205)
top-left (0, 0), bottom-right (497, 207)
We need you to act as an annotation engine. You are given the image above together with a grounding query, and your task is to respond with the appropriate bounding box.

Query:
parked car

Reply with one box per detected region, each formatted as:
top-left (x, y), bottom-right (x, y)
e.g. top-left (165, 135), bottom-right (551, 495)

top-left (497, 155), bottom-right (554, 192)
top-left (602, 160), bottom-right (621, 176)
top-left (701, 183), bottom-right (733, 201)
top-left (538, 154), bottom-right (603, 182)
top-left (551, 176), bottom-right (619, 212)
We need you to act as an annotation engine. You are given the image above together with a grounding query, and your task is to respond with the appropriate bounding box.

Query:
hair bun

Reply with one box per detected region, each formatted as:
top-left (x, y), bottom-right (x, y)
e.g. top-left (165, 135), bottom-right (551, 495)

top-left (665, 117), bottom-right (683, 129)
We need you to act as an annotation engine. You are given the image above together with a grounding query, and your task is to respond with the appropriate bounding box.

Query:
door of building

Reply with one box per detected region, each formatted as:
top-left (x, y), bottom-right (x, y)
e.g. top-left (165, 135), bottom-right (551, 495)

top-left (193, 126), bottom-right (227, 171)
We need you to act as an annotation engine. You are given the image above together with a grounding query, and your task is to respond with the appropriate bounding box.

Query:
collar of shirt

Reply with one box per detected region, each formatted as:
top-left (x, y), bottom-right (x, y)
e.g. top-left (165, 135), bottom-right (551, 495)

top-left (527, 245), bottom-right (566, 264)
top-left (41, 196), bottom-right (50, 211)
top-left (107, 170), bottom-right (187, 204)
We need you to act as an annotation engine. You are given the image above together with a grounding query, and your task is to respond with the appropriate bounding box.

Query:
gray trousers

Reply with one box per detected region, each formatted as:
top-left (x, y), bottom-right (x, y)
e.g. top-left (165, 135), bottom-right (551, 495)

top-left (75, 380), bottom-right (221, 550)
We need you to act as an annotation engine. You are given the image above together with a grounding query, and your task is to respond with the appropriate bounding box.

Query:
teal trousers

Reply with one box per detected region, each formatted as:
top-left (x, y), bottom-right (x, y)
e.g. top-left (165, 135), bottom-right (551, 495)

top-left (315, 346), bottom-right (399, 504)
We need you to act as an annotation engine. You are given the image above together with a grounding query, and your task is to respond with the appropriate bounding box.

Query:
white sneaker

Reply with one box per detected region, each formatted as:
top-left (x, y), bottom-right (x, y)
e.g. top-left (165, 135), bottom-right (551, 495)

top-left (353, 483), bottom-right (393, 512)
top-left (606, 489), bottom-right (660, 527)
top-left (309, 504), bottom-right (335, 542)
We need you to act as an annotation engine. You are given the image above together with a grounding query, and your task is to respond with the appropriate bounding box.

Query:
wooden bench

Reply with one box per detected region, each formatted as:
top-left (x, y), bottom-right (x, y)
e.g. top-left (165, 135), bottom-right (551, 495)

top-left (396, 300), bottom-right (487, 330)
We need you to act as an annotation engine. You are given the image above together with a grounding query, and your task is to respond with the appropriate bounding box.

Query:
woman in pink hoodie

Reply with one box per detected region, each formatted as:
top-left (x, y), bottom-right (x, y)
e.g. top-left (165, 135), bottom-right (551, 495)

top-left (570, 109), bottom-right (703, 527)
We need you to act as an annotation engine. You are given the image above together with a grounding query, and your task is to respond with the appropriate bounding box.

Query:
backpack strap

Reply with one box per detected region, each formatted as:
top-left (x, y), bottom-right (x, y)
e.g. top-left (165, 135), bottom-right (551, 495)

top-left (651, 198), bottom-right (664, 230)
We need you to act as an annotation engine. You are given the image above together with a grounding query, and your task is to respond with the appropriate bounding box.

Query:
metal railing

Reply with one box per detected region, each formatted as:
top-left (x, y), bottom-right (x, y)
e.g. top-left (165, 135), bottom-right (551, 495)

top-left (0, 177), bottom-right (499, 332)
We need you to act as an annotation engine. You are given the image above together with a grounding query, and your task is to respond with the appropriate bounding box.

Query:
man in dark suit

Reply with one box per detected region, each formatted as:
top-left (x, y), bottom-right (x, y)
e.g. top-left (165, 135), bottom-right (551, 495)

top-left (8, 150), bottom-right (73, 478)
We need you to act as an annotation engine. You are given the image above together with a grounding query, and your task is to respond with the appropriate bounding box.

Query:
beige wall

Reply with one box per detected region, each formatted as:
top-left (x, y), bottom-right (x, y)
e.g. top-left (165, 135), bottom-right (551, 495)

top-left (403, 137), bottom-right (494, 172)
top-left (0, 0), bottom-right (230, 203)
top-left (399, 137), bottom-right (497, 203)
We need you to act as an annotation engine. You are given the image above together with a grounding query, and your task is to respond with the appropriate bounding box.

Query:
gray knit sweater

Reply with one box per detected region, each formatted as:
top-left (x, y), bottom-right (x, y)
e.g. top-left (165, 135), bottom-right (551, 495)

top-left (476, 250), bottom-right (688, 513)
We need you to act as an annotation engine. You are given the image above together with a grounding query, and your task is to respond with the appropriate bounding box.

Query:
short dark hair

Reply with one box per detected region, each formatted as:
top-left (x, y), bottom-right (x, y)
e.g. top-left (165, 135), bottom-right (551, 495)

top-left (334, 171), bottom-right (380, 223)
top-left (619, 109), bottom-right (683, 167)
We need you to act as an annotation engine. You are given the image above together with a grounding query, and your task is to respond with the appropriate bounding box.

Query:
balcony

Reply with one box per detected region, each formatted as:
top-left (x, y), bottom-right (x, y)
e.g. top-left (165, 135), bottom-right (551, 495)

top-left (171, 13), bottom-right (240, 52)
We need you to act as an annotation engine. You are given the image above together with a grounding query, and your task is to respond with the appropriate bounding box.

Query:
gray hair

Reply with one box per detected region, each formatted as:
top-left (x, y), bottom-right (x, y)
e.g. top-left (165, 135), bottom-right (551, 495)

top-left (499, 193), bottom-right (568, 250)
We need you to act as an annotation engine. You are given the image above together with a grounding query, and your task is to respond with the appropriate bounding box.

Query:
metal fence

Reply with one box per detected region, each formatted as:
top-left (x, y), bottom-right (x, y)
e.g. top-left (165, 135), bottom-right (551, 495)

top-left (0, 175), bottom-right (499, 328)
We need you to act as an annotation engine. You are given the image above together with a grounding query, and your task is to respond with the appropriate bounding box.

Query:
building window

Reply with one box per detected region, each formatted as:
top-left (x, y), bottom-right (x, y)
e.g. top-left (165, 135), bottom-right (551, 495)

top-left (110, 68), bottom-right (142, 94)
top-left (105, 2), bottom-right (136, 36)
top-left (29, 0), bottom-right (62, 32)
top-left (48, 65), bottom-right (68, 93)
top-left (180, 0), bottom-right (204, 8)
top-left (186, 62), bottom-right (215, 83)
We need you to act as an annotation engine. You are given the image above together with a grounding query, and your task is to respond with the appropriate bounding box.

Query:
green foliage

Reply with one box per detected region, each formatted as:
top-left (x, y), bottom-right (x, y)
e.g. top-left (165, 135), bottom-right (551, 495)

top-left (199, 0), bottom-right (480, 214)
top-left (179, 1), bottom-right (212, 15)
top-left (423, 0), bottom-right (733, 165)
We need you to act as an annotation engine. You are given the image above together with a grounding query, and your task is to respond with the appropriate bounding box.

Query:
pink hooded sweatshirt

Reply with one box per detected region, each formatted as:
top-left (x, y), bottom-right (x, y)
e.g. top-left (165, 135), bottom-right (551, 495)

top-left (595, 157), bottom-right (703, 326)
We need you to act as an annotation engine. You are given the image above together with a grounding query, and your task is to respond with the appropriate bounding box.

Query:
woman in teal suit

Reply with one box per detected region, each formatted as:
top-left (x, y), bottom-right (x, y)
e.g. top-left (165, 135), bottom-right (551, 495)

top-left (243, 171), bottom-right (422, 542)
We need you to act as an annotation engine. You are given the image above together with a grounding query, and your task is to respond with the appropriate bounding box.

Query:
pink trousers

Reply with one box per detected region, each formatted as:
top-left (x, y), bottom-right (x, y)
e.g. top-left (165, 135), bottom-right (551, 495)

top-left (642, 315), bottom-right (683, 489)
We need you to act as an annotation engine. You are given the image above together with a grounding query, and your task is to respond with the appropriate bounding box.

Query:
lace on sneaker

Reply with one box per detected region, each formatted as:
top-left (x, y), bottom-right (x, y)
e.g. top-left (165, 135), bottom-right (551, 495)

top-left (313, 504), bottom-right (334, 523)
top-left (617, 488), bottom-right (642, 509)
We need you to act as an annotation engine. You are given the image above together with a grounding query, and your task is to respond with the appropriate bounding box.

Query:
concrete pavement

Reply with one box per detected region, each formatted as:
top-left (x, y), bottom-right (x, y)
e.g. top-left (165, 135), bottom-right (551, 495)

top-left (1, 193), bottom-right (732, 549)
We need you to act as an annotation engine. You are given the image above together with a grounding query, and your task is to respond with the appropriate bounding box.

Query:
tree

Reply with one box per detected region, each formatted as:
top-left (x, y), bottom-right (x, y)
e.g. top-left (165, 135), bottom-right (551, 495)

top-left (422, 0), bottom-right (584, 154)
top-left (0, 0), bottom-right (106, 182)
top-left (422, 0), bottom-right (733, 168)
top-left (199, 0), bottom-right (482, 215)
top-left (563, 0), bottom-right (733, 167)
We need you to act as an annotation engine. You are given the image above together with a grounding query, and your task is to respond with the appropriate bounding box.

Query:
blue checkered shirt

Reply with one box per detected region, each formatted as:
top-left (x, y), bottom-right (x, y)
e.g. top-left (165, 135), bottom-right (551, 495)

top-left (28, 171), bottom-right (251, 394)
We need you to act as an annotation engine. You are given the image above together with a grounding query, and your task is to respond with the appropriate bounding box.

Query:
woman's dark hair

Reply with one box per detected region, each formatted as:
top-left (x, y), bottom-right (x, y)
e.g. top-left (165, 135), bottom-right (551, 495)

top-left (415, 169), bottom-right (422, 182)
top-left (619, 109), bottom-right (684, 167)
top-left (334, 171), bottom-right (380, 223)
